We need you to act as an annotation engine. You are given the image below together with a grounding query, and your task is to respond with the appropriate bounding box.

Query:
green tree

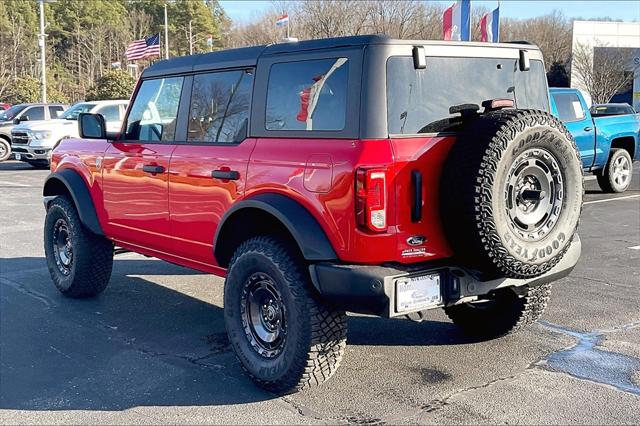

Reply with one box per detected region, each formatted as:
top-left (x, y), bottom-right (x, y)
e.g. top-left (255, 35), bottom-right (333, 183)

top-left (3, 76), bottom-right (70, 104)
top-left (85, 70), bottom-right (136, 101)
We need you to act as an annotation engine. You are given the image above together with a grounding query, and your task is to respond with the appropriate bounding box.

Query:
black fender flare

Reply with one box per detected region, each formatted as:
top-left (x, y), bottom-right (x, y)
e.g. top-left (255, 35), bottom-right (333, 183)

top-left (213, 193), bottom-right (337, 266)
top-left (43, 169), bottom-right (104, 236)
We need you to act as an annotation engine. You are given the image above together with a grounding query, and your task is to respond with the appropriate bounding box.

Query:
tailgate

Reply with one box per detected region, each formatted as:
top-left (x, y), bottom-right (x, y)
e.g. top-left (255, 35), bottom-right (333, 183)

top-left (390, 136), bottom-right (456, 263)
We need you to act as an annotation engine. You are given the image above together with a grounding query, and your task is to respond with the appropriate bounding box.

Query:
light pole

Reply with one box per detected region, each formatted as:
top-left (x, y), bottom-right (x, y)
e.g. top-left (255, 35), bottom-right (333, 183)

top-left (38, 0), bottom-right (47, 103)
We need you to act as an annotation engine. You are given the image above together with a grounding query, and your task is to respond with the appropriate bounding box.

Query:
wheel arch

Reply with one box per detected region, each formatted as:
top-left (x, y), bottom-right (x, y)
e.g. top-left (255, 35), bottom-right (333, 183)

top-left (610, 136), bottom-right (636, 160)
top-left (43, 169), bottom-right (104, 236)
top-left (213, 193), bottom-right (337, 268)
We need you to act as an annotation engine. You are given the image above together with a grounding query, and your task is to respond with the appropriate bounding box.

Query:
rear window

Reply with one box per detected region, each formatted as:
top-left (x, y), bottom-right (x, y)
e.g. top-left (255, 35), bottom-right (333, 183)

top-left (266, 58), bottom-right (349, 131)
top-left (387, 57), bottom-right (549, 135)
top-left (552, 93), bottom-right (586, 122)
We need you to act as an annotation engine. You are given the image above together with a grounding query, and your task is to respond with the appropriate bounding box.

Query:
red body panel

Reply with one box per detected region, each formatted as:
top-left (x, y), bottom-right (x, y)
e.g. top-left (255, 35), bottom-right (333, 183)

top-left (390, 136), bottom-right (455, 262)
top-left (101, 142), bottom-right (176, 250)
top-left (50, 134), bottom-right (457, 275)
top-left (168, 140), bottom-right (257, 266)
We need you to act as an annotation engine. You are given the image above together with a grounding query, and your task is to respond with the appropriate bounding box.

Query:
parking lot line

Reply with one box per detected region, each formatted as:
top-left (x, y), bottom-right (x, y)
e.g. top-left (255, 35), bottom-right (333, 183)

top-left (629, 245), bottom-right (640, 250)
top-left (583, 194), bottom-right (640, 205)
top-left (0, 181), bottom-right (32, 187)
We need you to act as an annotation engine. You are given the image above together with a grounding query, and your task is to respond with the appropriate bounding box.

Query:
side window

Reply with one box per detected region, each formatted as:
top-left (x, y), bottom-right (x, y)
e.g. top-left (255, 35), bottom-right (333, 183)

top-left (49, 106), bottom-right (64, 118)
top-left (552, 93), bottom-right (586, 122)
top-left (188, 69), bottom-right (252, 143)
top-left (96, 105), bottom-right (121, 123)
top-left (125, 77), bottom-right (184, 141)
top-left (266, 58), bottom-right (349, 131)
top-left (23, 106), bottom-right (45, 121)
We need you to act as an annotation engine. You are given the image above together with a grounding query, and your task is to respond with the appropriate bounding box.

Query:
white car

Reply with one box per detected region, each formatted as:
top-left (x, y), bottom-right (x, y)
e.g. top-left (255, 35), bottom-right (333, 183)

top-left (10, 100), bottom-right (128, 166)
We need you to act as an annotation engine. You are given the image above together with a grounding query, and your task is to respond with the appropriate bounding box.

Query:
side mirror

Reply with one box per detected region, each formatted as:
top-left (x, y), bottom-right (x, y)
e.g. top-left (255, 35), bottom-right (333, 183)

top-left (13, 116), bottom-right (28, 124)
top-left (78, 113), bottom-right (107, 139)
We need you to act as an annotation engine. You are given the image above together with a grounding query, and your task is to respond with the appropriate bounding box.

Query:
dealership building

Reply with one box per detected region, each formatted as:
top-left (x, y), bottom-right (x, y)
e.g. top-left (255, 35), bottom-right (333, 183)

top-left (570, 20), bottom-right (640, 110)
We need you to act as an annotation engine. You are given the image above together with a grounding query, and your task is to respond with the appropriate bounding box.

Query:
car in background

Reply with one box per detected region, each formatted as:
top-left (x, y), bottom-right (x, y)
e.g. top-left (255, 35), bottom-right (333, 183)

top-left (0, 103), bottom-right (68, 162)
top-left (590, 103), bottom-right (636, 117)
top-left (0, 103), bottom-right (10, 112)
top-left (10, 100), bottom-right (128, 167)
top-left (550, 88), bottom-right (639, 193)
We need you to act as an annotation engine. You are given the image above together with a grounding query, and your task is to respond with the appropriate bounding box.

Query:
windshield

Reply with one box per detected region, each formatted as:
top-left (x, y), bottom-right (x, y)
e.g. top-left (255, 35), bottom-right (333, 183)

top-left (61, 103), bottom-right (96, 120)
top-left (0, 105), bottom-right (27, 121)
top-left (387, 57), bottom-right (549, 134)
top-left (590, 105), bottom-right (635, 116)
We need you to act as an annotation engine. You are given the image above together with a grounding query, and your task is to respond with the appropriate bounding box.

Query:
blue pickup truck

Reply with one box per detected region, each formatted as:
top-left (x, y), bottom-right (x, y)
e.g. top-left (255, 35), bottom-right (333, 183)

top-left (550, 88), bottom-right (639, 193)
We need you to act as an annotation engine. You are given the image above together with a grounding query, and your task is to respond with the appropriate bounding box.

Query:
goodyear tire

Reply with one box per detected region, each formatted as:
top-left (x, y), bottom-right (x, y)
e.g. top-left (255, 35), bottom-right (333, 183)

top-left (224, 236), bottom-right (347, 393)
top-left (441, 109), bottom-right (583, 279)
top-left (44, 196), bottom-right (113, 297)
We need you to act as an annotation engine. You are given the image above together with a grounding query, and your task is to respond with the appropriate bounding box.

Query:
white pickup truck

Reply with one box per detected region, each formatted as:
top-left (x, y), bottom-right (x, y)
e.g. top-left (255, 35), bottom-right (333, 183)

top-left (11, 100), bottom-right (128, 167)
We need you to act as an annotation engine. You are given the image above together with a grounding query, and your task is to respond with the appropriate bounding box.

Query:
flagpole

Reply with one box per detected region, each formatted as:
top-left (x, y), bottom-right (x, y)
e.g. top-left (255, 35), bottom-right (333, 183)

top-left (164, 2), bottom-right (169, 59)
top-left (285, 10), bottom-right (289, 39)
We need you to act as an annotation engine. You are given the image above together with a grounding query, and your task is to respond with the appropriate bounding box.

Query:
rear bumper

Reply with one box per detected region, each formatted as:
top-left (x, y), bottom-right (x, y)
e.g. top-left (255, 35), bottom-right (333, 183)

top-left (309, 235), bottom-right (581, 318)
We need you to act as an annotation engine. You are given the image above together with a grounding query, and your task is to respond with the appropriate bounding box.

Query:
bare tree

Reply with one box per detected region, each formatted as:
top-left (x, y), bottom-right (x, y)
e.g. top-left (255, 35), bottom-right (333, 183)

top-left (501, 11), bottom-right (572, 71)
top-left (572, 42), bottom-right (638, 104)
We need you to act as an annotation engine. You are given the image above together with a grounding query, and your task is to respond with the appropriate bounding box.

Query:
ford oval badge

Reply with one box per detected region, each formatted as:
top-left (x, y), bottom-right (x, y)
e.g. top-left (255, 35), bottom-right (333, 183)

top-left (406, 235), bottom-right (426, 246)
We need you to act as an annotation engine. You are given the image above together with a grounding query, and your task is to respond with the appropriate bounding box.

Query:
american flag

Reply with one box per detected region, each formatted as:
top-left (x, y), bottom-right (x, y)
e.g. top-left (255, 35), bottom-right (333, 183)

top-left (125, 33), bottom-right (161, 61)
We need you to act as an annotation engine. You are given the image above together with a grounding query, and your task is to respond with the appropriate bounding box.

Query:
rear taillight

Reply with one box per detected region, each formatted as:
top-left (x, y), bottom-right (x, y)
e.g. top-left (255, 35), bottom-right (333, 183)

top-left (355, 168), bottom-right (387, 232)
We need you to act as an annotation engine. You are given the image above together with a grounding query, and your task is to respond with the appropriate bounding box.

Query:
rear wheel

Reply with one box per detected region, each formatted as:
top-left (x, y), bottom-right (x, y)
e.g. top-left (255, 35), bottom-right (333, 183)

top-left (444, 284), bottom-right (552, 338)
top-left (224, 236), bottom-right (347, 393)
top-left (597, 148), bottom-right (633, 193)
top-left (44, 196), bottom-right (113, 297)
top-left (0, 138), bottom-right (11, 162)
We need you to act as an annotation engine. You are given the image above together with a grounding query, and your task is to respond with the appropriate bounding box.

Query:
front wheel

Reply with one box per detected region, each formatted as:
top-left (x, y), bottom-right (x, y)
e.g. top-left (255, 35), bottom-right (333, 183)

top-left (44, 196), bottom-right (113, 297)
top-left (224, 236), bottom-right (347, 393)
top-left (0, 139), bottom-right (11, 162)
top-left (597, 148), bottom-right (633, 193)
top-left (444, 284), bottom-right (551, 339)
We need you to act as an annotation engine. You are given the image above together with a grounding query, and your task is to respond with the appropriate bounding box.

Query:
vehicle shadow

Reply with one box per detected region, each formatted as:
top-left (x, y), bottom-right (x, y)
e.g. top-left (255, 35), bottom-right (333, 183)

top-left (0, 160), bottom-right (42, 171)
top-left (0, 256), bottom-right (470, 411)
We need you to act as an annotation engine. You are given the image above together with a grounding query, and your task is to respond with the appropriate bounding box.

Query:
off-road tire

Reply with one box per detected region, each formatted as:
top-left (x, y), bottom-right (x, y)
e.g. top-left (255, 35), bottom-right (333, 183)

top-left (441, 109), bottom-right (583, 279)
top-left (596, 148), bottom-right (633, 193)
top-left (444, 284), bottom-right (552, 338)
top-left (44, 196), bottom-right (113, 297)
top-left (0, 138), bottom-right (11, 162)
top-left (224, 236), bottom-right (347, 393)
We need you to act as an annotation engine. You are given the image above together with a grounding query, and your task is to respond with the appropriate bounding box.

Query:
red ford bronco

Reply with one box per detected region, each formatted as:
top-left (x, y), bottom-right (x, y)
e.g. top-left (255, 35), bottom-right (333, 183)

top-left (43, 36), bottom-right (583, 393)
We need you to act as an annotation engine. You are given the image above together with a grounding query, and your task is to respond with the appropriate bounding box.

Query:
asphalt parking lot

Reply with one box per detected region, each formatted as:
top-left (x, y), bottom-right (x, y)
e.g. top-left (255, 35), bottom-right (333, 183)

top-left (0, 160), bottom-right (638, 425)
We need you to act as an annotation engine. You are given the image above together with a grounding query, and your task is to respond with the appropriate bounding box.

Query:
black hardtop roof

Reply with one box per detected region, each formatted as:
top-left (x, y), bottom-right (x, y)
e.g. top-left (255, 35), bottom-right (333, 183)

top-left (142, 34), bottom-right (539, 78)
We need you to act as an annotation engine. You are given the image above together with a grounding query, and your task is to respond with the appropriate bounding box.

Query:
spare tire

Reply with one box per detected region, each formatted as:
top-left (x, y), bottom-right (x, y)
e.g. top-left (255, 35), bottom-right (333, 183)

top-left (441, 109), bottom-right (583, 279)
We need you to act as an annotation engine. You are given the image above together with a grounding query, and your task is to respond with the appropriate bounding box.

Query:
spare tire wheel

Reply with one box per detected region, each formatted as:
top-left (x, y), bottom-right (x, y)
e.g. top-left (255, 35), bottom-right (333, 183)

top-left (441, 109), bottom-right (583, 279)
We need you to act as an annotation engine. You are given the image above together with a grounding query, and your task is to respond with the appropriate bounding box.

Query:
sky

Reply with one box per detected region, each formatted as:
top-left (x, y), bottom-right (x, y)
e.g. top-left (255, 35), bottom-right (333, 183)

top-left (219, 0), bottom-right (640, 24)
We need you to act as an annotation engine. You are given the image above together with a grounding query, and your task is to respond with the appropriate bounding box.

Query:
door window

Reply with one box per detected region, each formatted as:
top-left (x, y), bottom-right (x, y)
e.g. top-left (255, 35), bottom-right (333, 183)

top-left (97, 104), bottom-right (121, 123)
top-left (23, 106), bottom-right (45, 121)
top-left (125, 77), bottom-right (184, 141)
top-left (187, 70), bottom-right (252, 143)
top-left (266, 58), bottom-right (349, 131)
top-left (49, 105), bottom-right (64, 118)
top-left (552, 93), bottom-right (586, 122)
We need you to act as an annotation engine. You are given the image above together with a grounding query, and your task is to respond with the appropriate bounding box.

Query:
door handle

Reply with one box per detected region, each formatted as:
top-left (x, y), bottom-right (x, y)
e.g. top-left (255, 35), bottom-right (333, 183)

top-left (212, 169), bottom-right (240, 180)
top-left (142, 164), bottom-right (165, 174)
top-left (584, 126), bottom-right (593, 132)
